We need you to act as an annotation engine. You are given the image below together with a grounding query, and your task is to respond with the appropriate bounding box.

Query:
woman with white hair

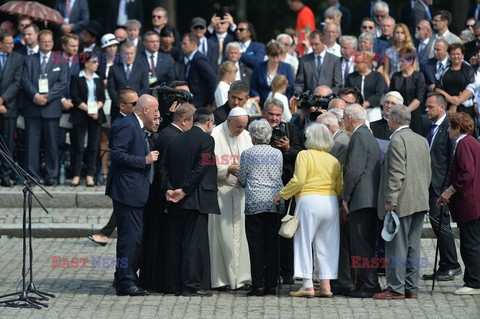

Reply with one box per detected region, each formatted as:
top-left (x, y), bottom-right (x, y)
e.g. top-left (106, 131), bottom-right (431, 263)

top-left (274, 123), bottom-right (342, 298)
top-left (238, 119), bottom-right (284, 296)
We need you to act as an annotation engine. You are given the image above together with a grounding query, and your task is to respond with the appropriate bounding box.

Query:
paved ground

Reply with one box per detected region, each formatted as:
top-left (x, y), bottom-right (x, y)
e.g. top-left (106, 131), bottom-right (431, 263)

top-left (0, 237), bottom-right (478, 319)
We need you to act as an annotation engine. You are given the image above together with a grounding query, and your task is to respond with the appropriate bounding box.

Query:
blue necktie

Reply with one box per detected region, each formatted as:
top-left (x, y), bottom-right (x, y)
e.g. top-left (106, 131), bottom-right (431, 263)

top-left (185, 60), bottom-right (191, 79)
top-left (427, 124), bottom-right (437, 147)
top-left (144, 131), bottom-right (154, 184)
top-left (125, 64), bottom-right (131, 81)
top-left (316, 55), bottom-right (322, 75)
top-left (0, 53), bottom-right (6, 71)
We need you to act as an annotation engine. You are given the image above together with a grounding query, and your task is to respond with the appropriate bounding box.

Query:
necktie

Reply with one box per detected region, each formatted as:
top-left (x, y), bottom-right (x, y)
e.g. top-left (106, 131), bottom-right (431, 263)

top-left (360, 75), bottom-right (365, 99)
top-left (418, 42), bottom-right (425, 57)
top-left (40, 55), bottom-right (48, 74)
top-left (202, 40), bottom-right (207, 54)
top-left (427, 124), bottom-right (437, 146)
top-left (185, 60), bottom-right (191, 79)
top-left (316, 55), bottom-right (322, 75)
top-left (0, 54), bottom-right (6, 71)
top-left (150, 54), bottom-right (156, 74)
top-left (28, 48), bottom-right (33, 55)
top-left (436, 61), bottom-right (444, 81)
top-left (343, 60), bottom-right (350, 85)
top-left (218, 37), bottom-right (224, 65)
top-left (144, 131), bottom-right (154, 184)
top-left (65, 0), bottom-right (70, 17)
top-left (125, 64), bottom-right (131, 81)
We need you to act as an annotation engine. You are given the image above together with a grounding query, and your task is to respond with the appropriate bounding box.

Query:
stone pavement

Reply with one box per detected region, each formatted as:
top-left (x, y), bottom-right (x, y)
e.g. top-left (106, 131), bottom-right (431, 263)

top-left (0, 237), bottom-right (478, 319)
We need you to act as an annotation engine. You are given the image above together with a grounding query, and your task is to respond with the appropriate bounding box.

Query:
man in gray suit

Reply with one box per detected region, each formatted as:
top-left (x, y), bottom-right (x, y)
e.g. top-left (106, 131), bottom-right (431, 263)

top-left (416, 20), bottom-right (435, 70)
top-left (374, 104), bottom-right (431, 300)
top-left (342, 104), bottom-right (382, 298)
top-left (317, 111), bottom-right (349, 166)
top-left (431, 11), bottom-right (461, 46)
top-left (294, 30), bottom-right (342, 95)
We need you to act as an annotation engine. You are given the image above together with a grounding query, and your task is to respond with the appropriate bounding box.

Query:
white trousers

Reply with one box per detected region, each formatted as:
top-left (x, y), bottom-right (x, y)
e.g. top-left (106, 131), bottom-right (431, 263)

top-left (293, 195), bottom-right (340, 280)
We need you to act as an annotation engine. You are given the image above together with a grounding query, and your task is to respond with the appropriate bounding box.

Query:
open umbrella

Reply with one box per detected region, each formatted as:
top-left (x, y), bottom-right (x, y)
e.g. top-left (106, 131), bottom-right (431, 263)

top-left (0, 1), bottom-right (64, 25)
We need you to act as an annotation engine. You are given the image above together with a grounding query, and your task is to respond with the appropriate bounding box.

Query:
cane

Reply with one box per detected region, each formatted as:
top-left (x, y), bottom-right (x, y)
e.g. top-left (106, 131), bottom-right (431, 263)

top-left (276, 204), bottom-right (282, 294)
top-left (430, 204), bottom-right (445, 294)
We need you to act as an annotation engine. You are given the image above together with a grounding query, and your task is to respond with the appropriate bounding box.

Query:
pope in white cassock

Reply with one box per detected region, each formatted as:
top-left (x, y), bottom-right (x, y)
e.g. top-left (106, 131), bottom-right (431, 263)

top-left (209, 107), bottom-right (253, 289)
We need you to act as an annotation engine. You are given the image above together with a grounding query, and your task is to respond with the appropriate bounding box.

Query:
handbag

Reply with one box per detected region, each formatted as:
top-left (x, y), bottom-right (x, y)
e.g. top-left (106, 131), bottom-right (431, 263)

top-left (278, 150), bottom-right (308, 238)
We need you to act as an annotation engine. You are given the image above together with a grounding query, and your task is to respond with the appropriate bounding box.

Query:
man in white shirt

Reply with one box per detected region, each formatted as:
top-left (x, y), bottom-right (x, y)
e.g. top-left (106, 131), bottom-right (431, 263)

top-left (126, 19), bottom-right (143, 53)
top-left (340, 35), bottom-right (356, 86)
top-left (323, 22), bottom-right (341, 57)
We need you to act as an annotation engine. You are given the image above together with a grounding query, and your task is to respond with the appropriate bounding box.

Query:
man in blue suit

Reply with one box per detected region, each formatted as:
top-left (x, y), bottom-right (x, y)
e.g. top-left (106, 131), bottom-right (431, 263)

top-left (22, 30), bottom-right (68, 185)
top-left (234, 21), bottom-right (265, 70)
top-left (106, 93), bottom-right (160, 296)
top-left (422, 39), bottom-right (449, 103)
top-left (55, 0), bottom-right (90, 35)
top-left (175, 33), bottom-right (217, 109)
top-left (138, 31), bottom-right (175, 86)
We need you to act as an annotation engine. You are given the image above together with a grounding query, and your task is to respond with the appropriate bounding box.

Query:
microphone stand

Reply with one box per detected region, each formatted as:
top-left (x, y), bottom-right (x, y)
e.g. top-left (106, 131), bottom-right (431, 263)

top-left (0, 136), bottom-right (55, 309)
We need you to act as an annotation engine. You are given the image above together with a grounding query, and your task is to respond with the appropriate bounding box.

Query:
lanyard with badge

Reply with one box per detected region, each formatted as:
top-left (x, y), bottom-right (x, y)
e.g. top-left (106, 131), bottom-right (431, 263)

top-left (38, 74), bottom-right (49, 94)
top-left (148, 72), bottom-right (157, 85)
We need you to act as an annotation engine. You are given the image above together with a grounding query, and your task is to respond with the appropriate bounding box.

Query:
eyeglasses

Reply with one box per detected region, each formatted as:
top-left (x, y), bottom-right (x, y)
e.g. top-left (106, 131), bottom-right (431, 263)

top-left (416, 26), bottom-right (422, 30)
top-left (362, 25), bottom-right (374, 30)
top-left (152, 15), bottom-right (163, 19)
top-left (467, 24), bottom-right (475, 28)
top-left (193, 25), bottom-right (205, 30)
top-left (89, 60), bottom-right (99, 64)
top-left (236, 28), bottom-right (248, 32)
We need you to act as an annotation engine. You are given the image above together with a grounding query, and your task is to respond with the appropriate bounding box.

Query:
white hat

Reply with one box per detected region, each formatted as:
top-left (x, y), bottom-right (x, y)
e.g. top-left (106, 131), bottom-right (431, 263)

top-left (101, 33), bottom-right (119, 49)
top-left (228, 107), bottom-right (248, 117)
top-left (381, 210), bottom-right (400, 242)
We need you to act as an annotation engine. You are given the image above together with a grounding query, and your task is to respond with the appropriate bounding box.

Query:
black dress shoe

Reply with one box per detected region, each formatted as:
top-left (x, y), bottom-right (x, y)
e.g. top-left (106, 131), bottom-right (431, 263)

top-left (332, 287), bottom-right (351, 296)
top-left (437, 268), bottom-right (462, 281)
top-left (116, 286), bottom-right (149, 296)
top-left (1, 178), bottom-right (12, 187)
top-left (181, 289), bottom-right (213, 297)
top-left (282, 276), bottom-right (294, 285)
top-left (350, 286), bottom-right (382, 298)
top-left (264, 287), bottom-right (277, 295)
top-left (87, 234), bottom-right (107, 246)
top-left (214, 285), bottom-right (231, 291)
top-left (247, 288), bottom-right (265, 296)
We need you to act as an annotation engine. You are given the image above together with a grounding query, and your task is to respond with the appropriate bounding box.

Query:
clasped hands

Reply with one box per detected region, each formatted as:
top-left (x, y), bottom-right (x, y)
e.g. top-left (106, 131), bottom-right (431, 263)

top-left (166, 188), bottom-right (186, 203)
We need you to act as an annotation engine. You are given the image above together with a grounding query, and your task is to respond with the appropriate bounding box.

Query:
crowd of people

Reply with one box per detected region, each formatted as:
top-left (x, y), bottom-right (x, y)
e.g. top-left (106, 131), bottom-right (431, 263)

top-left (0, 0), bottom-right (479, 298)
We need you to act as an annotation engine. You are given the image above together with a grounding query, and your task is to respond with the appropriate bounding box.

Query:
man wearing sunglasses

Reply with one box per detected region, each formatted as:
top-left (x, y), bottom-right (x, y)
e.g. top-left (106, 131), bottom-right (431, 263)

top-left (151, 7), bottom-right (180, 48)
top-left (360, 18), bottom-right (388, 55)
top-left (190, 17), bottom-right (218, 69)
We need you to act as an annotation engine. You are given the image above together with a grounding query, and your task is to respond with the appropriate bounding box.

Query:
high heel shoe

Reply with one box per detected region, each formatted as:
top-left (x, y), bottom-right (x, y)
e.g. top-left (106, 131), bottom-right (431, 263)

top-left (86, 176), bottom-right (95, 187)
top-left (70, 177), bottom-right (80, 187)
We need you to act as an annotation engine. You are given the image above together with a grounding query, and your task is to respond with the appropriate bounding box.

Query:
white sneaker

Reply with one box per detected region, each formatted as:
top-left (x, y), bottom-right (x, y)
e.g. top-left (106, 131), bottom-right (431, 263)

top-left (454, 287), bottom-right (480, 295)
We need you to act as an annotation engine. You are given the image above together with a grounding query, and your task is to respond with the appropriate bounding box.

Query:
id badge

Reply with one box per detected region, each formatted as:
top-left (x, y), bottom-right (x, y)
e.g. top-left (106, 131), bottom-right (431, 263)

top-left (148, 75), bottom-right (158, 85)
top-left (105, 88), bottom-right (110, 99)
top-left (87, 101), bottom-right (98, 115)
top-left (38, 76), bottom-right (49, 94)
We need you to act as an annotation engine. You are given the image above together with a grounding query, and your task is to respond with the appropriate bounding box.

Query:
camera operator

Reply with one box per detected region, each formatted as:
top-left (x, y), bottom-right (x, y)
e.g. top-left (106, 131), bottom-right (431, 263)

top-left (291, 85), bottom-right (333, 143)
top-left (262, 97), bottom-right (303, 285)
top-left (156, 80), bottom-right (191, 131)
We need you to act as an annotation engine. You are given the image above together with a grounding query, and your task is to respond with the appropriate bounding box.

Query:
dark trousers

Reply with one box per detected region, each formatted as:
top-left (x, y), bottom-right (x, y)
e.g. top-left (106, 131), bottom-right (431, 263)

top-left (72, 121), bottom-right (101, 176)
top-left (0, 117), bottom-right (16, 180)
top-left (349, 208), bottom-right (379, 290)
top-left (25, 117), bottom-right (59, 182)
top-left (113, 199), bottom-right (144, 289)
top-left (168, 209), bottom-right (211, 293)
top-left (100, 211), bottom-right (116, 237)
top-left (429, 192), bottom-right (460, 271)
top-left (245, 212), bottom-right (279, 290)
top-left (458, 218), bottom-right (480, 288)
top-left (332, 221), bottom-right (353, 290)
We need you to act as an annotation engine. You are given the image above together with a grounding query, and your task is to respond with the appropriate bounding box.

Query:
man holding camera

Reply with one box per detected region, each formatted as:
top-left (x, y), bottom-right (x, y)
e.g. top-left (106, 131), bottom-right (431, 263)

top-left (263, 97), bottom-right (303, 285)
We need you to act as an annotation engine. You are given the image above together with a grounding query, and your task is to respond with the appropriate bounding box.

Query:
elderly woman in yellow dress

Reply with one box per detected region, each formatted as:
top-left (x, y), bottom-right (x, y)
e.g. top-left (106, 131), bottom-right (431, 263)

top-left (274, 123), bottom-right (342, 298)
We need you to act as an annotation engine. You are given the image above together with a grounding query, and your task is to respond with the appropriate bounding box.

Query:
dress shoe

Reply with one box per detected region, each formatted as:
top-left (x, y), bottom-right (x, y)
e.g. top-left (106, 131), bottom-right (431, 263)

top-left (314, 290), bottom-right (333, 298)
top-left (423, 268), bottom-right (462, 281)
top-left (290, 289), bottom-right (315, 298)
top-left (350, 286), bottom-right (382, 298)
top-left (373, 290), bottom-right (405, 300)
top-left (405, 293), bottom-right (418, 299)
top-left (247, 288), bottom-right (265, 296)
top-left (116, 286), bottom-right (149, 296)
top-left (264, 287), bottom-right (277, 295)
top-left (214, 285), bottom-right (231, 292)
top-left (282, 276), bottom-right (294, 285)
top-left (1, 178), bottom-right (12, 187)
top-left (332, 286), bottom-right (352, 296)
top-left (454, 286), bottom-right (480, 295)
top-left (181, 289), bottom-right (213, 297)
top-left (87, 234), bottom-right (108, 246)
top-left (44, 180), bottom-right (57, 186)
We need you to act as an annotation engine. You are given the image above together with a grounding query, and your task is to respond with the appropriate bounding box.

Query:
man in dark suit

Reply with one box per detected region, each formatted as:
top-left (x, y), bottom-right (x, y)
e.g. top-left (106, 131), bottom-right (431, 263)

top-left (422, 39), bottom-right (449, 101)
top-left (225, 42), bottom-right (252, 86)
top-left (151, 7), bottom-right (181, 48)
top-left (175, 33), bottom-right (217, 109)
top-left (422, 92), bottom-right (462, 281)
top-left (0, 31), bottom-right (23, 186)
top-left (160, 107), bottom-right (220, 296)
top-left (234, 21), bottom-right (265, 70)
top-left (138, 103), bottom-right (196, 292)
top-left (320, 1), bottom-right (352, 35)
top-left (106, 93), bottom-right (159, 296)
top-left (106, 0), bottom-right (143, 33)
top-left (401, 0), bottom-right (434, 36)
top-left (125, 19), bottom-right (144, 53)
top-left (213, 80), bottom-right (249, 126)
top-left (295, 30), bottom-right (342, 94)
top-left (108, 41), bottom-right (149, 120)
top-left (81, 20), bottom-right (102, 53)
top-left (360, 19), bottom-right (389, 56)
top-left (415, 20), bottom-right (435, 71)
top-left (138, 31), bottom-right (175, 86)
top-left (190, 17), bottom-right (219, 69)
top-left (342, 104), bottom-right (382, 298)
top-left (15, 24), bottom-right (39, 56)
top-left (206, 13), bottom-right (237, 66)
top-left (22, 30), bottom-right (68, 185)
top-left (55, 0), bottom-right (90, 35)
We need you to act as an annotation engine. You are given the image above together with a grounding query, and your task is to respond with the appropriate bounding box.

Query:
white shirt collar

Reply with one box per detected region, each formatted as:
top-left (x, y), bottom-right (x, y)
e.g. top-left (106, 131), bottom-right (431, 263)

top-left (315, 49), bottom-right (326, 59)
top-left (184, 50), bottom-right (197, 63)
top-left (28, 45), bottom-right (39, 54)
top-left (133, 112), bottom-right (144, 130)
top-left (433, 113), bottom-right (446, 126)
top-left (79, 69), bottom-right (99, 79)
top-left (171, 123), bottom-right (184, 132)
top-left (40, 51), bottom-right (51, 61)
top-left (146, 50), bottom-right (156, 59)
top-left (352, 123), bottom-right (364, 134)
top-left (390, 125), bottom-right (409, 139)
top-left (241, 39), bottom-right (251, 50)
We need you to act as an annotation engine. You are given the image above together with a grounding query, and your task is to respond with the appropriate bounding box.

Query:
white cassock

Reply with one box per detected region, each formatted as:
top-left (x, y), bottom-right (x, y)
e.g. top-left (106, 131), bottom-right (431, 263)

top-left (209, 121), bottom-right (253, 289)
